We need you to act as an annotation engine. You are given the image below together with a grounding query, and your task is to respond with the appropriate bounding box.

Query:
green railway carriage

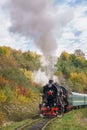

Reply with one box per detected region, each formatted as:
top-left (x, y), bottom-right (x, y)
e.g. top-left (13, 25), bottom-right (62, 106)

top-left (84, 94), bottom-right (87, 105)
top-left (72, 92), bottom-right (87, 107)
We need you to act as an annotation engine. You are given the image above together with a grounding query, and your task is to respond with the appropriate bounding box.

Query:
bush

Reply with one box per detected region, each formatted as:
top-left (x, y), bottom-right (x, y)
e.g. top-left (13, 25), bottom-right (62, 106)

top-left (0, 112), bottom-right (5, 126)
top-left (0, 90), bottom-right (7, 103)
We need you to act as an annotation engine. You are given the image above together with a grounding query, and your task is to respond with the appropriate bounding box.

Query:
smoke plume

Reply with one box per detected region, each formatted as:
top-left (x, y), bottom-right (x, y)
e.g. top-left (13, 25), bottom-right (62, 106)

top-left (8, 0), bottom-right (73, 56)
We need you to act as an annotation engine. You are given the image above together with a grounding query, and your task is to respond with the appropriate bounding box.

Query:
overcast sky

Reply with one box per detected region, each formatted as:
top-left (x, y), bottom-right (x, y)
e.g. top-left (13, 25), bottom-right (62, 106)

top-left (0, 0), bottom-right (87, 58)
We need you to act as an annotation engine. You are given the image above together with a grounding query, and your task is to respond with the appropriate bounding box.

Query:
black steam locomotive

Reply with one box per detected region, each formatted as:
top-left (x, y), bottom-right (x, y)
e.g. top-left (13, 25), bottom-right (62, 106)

top-left (39, 80), bottom-right (87, 117)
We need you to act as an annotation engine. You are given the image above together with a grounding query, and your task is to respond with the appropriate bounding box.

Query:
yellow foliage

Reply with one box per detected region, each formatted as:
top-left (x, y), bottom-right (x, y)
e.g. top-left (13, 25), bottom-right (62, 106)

top-left (18, 95), bottom-right (29, 104)
top-left (24, 70), bottom-right (33, 81)
top-left (20, 69), bottom-right (32, 81)
top-left (27, 88), bottom-right (39, 100)
top-left (70, 72), bottom-right (87, 84)
top-left (70, 72), bottom-right (78, 79)
top-left (13, 86), bottom-right (39, 105)
top-left (13, 94), bottom-right (31, 105)
top-left (80, 72), bottom-right (87, 84)
top-left (0, 90), bottom-right (7, 103)
top-left (77, 56), bottom-right (85, 63)
top-left (61, 51), bottom-right (70, 60)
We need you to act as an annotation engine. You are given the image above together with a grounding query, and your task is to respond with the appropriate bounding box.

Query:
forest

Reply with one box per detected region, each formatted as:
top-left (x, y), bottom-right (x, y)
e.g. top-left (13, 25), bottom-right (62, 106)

top-left (0, 46), bottom-right (87, 127)
top-left (55, 50), bottom-right (87, 93)
top-left (0, 46), bottom-right (41, 125)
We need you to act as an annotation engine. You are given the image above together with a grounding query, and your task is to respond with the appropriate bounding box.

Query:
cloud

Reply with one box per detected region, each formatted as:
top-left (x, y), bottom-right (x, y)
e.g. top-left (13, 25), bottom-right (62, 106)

top-left (56, 2), bottom-right (87, 58)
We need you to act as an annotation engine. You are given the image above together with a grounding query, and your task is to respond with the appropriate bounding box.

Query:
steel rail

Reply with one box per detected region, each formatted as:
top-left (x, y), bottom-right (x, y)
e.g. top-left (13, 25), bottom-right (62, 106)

top-left (41, 117), bottom-right (58, 130)
top-left (15, 118), bottom-right (41, 130)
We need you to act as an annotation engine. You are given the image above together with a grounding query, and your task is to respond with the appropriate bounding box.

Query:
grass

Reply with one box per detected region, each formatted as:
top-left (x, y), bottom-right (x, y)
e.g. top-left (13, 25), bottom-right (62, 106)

top-left (0, 118), bottom-right (33, 130)
top-left (0, 111), bottom-right (40, 130)
top-left (0, 103), bottom-right (39, 129)
top-left (46, 108), bottom-right (87, 130)
top-left (0, 116), bottom-right (42, 130)
top-left (0, 118), bottom-right (40, 130)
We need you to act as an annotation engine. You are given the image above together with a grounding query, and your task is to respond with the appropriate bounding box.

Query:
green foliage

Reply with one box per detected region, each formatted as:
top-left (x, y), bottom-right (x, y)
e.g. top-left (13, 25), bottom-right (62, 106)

top-left (13, 50), bottom-right (41, 71)
top-left (4, 86), bottom-right (14, 103)
top-left (55, 49), bottom-right (87, 92)
top-left (0, 66), bottom-right (30, 87)
top-left (0, 46), bottom-right (11, 57)
top-left (22, 51), bottom-right (41, 71)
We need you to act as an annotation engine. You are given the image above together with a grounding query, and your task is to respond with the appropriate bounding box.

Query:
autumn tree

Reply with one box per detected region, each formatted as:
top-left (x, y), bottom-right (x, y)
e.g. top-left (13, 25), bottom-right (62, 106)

top-left (55, 50), bottom-right (87, 92)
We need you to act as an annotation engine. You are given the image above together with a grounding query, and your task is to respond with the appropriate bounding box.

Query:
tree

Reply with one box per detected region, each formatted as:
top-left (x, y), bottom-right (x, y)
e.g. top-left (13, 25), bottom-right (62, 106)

top-left (74, 49), bottom-right (85, 58)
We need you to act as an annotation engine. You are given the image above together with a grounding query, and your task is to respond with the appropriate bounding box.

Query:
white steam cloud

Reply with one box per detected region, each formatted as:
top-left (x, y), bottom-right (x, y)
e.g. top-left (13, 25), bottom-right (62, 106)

top-left (8, 0), bottom-right (73, 56)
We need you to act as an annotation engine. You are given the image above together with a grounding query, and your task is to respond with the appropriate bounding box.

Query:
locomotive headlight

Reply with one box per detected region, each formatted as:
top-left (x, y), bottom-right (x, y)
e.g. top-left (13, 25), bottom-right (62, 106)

top-left (47, 106), bottom-right (49, 108)
top-left (43, 103), bottom-right (45, 106)
top-left (54, 103), bottom-right (56, 106)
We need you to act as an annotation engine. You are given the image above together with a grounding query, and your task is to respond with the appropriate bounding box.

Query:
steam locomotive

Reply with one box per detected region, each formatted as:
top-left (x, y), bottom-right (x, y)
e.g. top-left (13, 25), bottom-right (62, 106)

top-left (39, 82), bottom-right (87, 117)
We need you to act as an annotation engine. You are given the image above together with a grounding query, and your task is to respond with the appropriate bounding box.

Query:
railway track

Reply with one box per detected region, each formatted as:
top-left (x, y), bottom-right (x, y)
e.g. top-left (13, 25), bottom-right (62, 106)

top-left (13, 109), bottom-right (84, 130)
top-left (15, 116), bottom-right (58, 130)
top-left (41, 117), bottom-right (58, 130)
top-left (15, 117), bottom-right (42, 130)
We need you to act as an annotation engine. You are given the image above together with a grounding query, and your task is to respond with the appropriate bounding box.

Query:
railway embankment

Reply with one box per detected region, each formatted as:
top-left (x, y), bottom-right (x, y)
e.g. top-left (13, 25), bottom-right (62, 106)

top-left (0, 108), bottom-right (87, 130)
top-left (45, 108), bottom-right (87, 130)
